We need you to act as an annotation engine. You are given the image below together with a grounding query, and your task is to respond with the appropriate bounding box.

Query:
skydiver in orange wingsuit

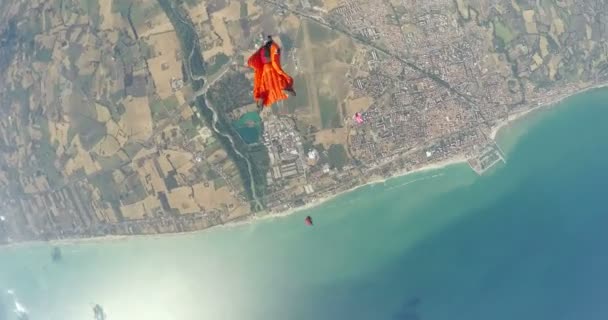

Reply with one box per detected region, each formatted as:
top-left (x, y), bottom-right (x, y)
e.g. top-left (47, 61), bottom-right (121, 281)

top-left (247, 36), bottom-right (296, 111)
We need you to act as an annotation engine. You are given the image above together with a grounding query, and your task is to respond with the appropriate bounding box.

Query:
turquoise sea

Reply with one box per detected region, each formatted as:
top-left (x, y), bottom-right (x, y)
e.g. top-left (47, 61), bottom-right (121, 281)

top-left (2, 88), bottom-right (608, 320)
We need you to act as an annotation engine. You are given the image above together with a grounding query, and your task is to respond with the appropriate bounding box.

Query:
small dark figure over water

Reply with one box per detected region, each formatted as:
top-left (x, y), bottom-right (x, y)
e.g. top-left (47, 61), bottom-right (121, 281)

top-left (393, 296), bottom-right (421, 320)
top-left (305, 216), bottom-right (313, 226)
top-left (93, 304), bottom-right (106, 320)
top-left (51, 247), bottom-right (62, 262)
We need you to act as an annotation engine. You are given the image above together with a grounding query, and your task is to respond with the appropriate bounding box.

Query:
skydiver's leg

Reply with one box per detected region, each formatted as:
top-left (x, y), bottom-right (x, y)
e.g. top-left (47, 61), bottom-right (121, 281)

top-left (281, 75), bottom-right (296, 96)
top-left (256, 90), bottom-right (269, 112)
top-left (284, 87), bottom-right (296, 96)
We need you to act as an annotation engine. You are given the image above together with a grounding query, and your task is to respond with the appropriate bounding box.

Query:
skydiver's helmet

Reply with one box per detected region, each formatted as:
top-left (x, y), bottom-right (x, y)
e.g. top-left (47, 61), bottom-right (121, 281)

top-left (260, 36), bottom-right (275, 64)
top-left (264, 35), bottom-right (273, 45)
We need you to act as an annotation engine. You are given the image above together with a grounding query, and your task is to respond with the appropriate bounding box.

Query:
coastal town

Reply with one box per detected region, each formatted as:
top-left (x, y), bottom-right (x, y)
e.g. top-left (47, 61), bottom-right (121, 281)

top-left (0, 0), bottom-right (607, 244)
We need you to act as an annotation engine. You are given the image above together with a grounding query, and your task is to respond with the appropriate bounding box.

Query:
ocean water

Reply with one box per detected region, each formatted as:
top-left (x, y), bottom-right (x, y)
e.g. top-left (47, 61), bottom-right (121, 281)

top-left (1, 88), bottom-right (608, 320)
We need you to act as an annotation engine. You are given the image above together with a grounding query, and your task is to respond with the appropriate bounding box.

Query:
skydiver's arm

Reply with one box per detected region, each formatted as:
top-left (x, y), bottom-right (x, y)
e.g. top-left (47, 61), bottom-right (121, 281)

top-left (270, 47), bottom-right (288, 77)
top-left (270, 46), bottom-right (294, 90)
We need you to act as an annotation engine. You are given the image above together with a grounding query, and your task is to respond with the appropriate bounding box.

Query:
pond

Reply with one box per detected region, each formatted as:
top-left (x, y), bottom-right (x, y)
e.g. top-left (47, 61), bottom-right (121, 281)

top-left (233, 112), bottom-right (262, 144)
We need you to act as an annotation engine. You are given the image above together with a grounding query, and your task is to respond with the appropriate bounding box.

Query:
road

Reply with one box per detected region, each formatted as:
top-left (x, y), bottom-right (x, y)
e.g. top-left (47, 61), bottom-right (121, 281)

top-left (190, 57), bottom-right (235, 100)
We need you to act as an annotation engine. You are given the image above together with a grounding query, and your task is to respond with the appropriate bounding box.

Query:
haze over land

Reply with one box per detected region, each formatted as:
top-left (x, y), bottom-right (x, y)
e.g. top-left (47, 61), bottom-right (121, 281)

top-left (0, 0), bottom-right (606, 243)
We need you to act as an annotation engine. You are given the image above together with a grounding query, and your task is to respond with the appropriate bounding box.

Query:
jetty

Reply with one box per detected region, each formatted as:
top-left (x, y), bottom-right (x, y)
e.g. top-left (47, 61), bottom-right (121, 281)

top-left (467, 142), bottom-right (507, 175)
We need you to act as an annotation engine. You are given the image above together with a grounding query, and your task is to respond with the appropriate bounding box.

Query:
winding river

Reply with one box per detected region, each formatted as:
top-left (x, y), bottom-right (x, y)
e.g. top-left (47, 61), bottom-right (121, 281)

top-left (162, 1), bottom-right (263, 211)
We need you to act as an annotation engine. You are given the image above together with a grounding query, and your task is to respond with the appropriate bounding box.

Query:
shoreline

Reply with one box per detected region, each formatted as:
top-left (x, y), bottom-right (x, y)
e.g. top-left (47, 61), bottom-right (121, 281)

top-left (232, 155), bottom-right (468, 226)
top-left (194, 83), bottom-right (608, 230)
top-left (489, 83), bottom-right (608, 140)
top-left (2, 84), bottom-right (606, 250)
top-left (0, 157), bottom-right (469, 251)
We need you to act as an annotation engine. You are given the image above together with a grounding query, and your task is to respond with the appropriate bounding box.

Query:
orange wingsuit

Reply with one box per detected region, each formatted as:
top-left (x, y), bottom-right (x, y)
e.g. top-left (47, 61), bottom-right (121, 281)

top-left (247, 38), bottom-right (295, 107)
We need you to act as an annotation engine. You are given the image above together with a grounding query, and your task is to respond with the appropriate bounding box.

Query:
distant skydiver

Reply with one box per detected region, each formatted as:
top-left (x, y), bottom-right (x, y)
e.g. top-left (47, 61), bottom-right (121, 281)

top-left (247, 36), bottom-right (296, 111)
top-left (305, 216), bottom-right (313, 226)
top-left (93, 304), bottom-right (106, 320)
top-left (51, 247), bottom-right (62, 262)
top-left (353, 112), bottom-right (364, 124)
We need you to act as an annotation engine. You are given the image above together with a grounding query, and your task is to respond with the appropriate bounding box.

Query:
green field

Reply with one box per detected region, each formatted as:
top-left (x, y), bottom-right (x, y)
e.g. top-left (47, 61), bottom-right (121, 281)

top-left (150, 99), bottom-right (170, 121)
top-left (319, 94), bottom-right (339, 129)
top-left (286, 75), bottom-right (309, 113)
top-left (307, 21), bottom-right (337, 44)
top-left (214, 178), bottom-right (227, 190)
top-left (494, 20), bottom-right (516, 44)
top-left (68, 95), bottom-right (106, 150)
top-left (207, 53), bottom-right (229, 75)
top-left (34, 46), bottom-right (53, 62)
top-left (327, 144), bottom-right (348, 170)
top-left (79, 0), bottom-right (101, 27)
top-left (77, 74), bottom-right (95, 95)
top-left (295, 23), bottom-right (305, 49)
top-left (139, 39), bottom-right (155, 59)
top-left (182, 0), bottom-right (201, 6)
top-left (111, 0), bottom-right (132, 16)
top-left (130, 3), bottom-right (162, 28)
top-left (240, 2), bottom-right (248, 18)
top-left (334, 39), bottom-right (356, 64)
top-left (163, 95), bottom-right (180, 109)
top-left (31, 119), bottom-right (64, 185)
top-left (179, 116), bottom-right (199, 139)
top-left (75, 117), bottom-right (106, 150)
top-left (95, 153), bottom-right (127, 171)
top-left (280, 33), bottom-right (295, 53)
